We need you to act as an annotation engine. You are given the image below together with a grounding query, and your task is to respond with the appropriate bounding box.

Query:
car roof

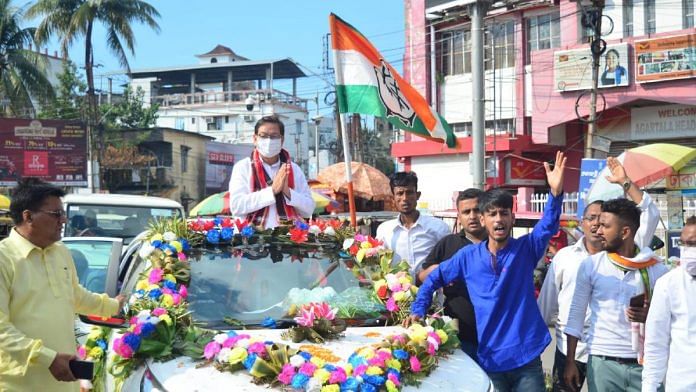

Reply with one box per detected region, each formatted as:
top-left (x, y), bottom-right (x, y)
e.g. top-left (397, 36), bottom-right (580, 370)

top-left (63, 193), bottom-right (184, 209)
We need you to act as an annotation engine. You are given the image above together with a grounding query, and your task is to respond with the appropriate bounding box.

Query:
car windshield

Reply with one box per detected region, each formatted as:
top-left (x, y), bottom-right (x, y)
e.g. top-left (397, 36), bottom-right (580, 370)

top-left (185, 245), bottom-right (387, 329)
top-left (65, 204), bottom-right (181, 244)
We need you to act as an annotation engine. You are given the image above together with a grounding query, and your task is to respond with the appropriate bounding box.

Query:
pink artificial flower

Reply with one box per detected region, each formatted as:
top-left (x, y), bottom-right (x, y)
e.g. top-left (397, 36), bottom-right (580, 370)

top-left (368, 355), bottom-right (386, 367)
top-left (177, 252), bottom-right (187, 262)
top-left (299, 362), bottom-right (317, 376)
top-left (179, 285), bottom-right (188, 298)
top-left (392, 334), bottom-right (407, 345)
top-left (314, 302), bottom-right (337, 321)
top-left (278, 364), bottom-right (296, 385)
top-left (129, 316), bottom-right (138, 325)
top-left (171, 293), bottom-right (182, 305)
top-left (354, 233), bottom-right (367, 242)
top-left (329, 368), bottom-right (347, 384)
top-left (428, 332), bottom-right (442, 345)
top-left (353, 364), bottom-right (368, 376)
top-left (113, 337), bottom-right (133, 359)
top-left (152, 308), bottom-right (167, 317)
top-left (162, 288), bottom-right (173, 295)
top-left (77, 346), bottom-right (87, 360)
top-left (203, 341), bottom-right (221, 360)
top-left (295, 308), bottom-right (315, 327)
top-left (133, 324), bottom-right (143, 335)
top-left (388, 282), bottom-right (402, 292)
top-left (386, 297), bottom-right (399, 312)
top-left (427, 343), bottom-right (436, 356)
top-left (409, 355), bottom-right (421, 372)
top-left (247, 342), bottom-right (266, 357)
top-left (388, 372), bottom-right (401, 386)
top-left (148, 268), bottom-right (164, 284)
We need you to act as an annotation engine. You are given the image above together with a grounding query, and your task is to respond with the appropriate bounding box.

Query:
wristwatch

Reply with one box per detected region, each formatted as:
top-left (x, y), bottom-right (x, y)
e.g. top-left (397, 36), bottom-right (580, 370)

top-left (622, 179), bottom-right (632, 192)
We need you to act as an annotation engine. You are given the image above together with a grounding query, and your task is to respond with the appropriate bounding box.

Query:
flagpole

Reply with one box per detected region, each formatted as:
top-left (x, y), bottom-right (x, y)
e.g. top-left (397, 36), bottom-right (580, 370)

top-left (331, 31), bottom-right (358, 228)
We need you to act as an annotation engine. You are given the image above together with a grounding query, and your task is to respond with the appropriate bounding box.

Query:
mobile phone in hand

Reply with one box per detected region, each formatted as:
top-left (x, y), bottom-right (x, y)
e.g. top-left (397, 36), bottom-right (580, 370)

top-left (629, 293), bottom-right (645, 308)
top-left (69, 359), bottom-right (94, 380)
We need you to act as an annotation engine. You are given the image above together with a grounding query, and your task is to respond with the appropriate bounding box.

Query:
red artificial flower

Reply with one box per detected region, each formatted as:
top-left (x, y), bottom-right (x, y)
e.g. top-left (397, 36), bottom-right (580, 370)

top-left (234, 218), bottom-right (247, 231)
top-left (289, 227), bottom-right (308, 243)
top-left (221, 217), bottom-right (233, 228)
top-left (326, 219), bottom-right (343, 230)
top-left (188, 220), bottom-right (203, 231)
top-left (203, 220), bottom-right (215, 230)
top-left (377, 285), bottom-right (388, 299)
top-left (349, 244), bottom-right (359, 256)
top-left (367, 236), bottom-right (382, 248)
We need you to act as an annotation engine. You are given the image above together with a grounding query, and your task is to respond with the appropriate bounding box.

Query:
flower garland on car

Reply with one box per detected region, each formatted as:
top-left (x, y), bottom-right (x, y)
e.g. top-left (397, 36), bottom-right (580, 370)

top-left (77, 326), bottom-right (111, 392)
top-left (281, 302), bottom-right (347, 343)
top-left (202, 317), bottom-right (460, 391)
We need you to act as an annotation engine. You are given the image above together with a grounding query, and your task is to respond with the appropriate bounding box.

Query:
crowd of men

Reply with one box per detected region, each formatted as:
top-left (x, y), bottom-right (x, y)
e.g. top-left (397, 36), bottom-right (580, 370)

top-left (1, 116), bottom-right (694, 391)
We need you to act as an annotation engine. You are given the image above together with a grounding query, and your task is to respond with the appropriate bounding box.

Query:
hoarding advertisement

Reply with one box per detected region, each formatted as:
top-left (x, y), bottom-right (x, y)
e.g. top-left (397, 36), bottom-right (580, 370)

top-left (635, 33), bottom-right (696, 83)
top-left (0, 119), bottom-right (87, 186)
top-left (554, 43), bottom-right (630, 91)
top-left (577, 158), bottom-right (607, 220)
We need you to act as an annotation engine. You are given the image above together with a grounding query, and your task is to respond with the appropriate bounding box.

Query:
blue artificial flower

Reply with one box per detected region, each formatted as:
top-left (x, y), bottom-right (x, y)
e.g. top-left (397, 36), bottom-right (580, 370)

top-left (348, 353), bottom-right (367, 368)
top-left (392, 349), bottom-right (409, 360)
top-left (240, 226), bottom-right (254, 238)
top-left (243, 353), bottom-right (258, 370)
top-left (123, 333), bottom-right (141, 351)
top-left (363, 375), bottom-right (385, 387)
top-left (386, 368), bottom-right (400, 379)
top-left (295, 220), bottom-right (309, 230)
top-left (206, 229), bottom-right (221, 244)
top-left (290, 373), bottom-right (310, 389)
top-left (163, 280), bottom-right (177, 290)
top-left (161, 244), bottom-right (176, 255)
top-left (323, 364), bottom-right (337, 372)
top-left (298, 351), bottom-right (312, 361)
top-left (359, 383), bottom-right (377, 392)
top-left (96, 340), bottom-right (107, 350)
top-left (227, 330), bottom-right (238, 337)
top-left (261, 317), bottom-right (277, 329)
top-left (214, 217), bottom-right (222, 226)
top-left (151, 240), bottom-right (163, 249)
top-left (140, 322), bottom-right (156, 338)
top-left (340, 377), bottom-right (360, 391)
top-left (148, 288), bottom-right (163, 300)
top-left (220, 227), bottom-right (234, 241)
top-left (134, 289), bottom-right (145, 298)
top-left (180, 238), bottom-right (190, 251)
top-left (264, 340), bottom-right (274, 345)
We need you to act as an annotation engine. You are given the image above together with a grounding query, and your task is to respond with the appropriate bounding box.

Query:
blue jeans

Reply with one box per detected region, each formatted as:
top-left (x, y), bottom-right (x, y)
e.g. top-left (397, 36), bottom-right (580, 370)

top-left (488, 357), bottom-right (546, 392)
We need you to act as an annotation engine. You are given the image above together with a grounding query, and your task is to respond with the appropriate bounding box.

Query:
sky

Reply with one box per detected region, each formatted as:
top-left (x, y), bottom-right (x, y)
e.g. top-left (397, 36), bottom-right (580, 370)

top-left (34, 0), bottom-right (406, 117)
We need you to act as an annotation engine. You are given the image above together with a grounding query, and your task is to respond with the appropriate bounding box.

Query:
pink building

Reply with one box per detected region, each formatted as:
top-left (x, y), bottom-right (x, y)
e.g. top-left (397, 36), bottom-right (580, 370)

top-left (398, 0), bottom-right (696, 212)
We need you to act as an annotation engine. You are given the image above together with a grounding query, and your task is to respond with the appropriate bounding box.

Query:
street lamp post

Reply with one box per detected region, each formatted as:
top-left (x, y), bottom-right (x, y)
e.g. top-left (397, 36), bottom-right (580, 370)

top-left (312, 92), bottom-right (323, 178)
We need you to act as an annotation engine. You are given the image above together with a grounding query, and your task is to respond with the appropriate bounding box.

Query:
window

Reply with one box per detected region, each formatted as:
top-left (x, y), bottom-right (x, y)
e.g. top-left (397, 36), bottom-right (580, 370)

top-left (645, 0), bottom-right (656, 34)
top-left (180, 146), bottom-right (190, 173)
top-left (485, 119), bottom-right (515, 136)
top-left (526, 12), bottom-right (561, 63)
top-left (450, 122), bottom-right (472, 136)
top-left (685, 0), bottom-right (695, 29)
top-left (438, 28), bottom-right (472, 76)
top-left (485, 20), bottom-right (515, 70)
top-left (623, 0), bottom-right (634, 37)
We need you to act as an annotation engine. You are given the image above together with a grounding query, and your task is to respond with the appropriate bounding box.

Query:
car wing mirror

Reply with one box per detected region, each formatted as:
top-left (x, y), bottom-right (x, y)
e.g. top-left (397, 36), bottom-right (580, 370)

top-left (79, 314), bottom-right (128, 328)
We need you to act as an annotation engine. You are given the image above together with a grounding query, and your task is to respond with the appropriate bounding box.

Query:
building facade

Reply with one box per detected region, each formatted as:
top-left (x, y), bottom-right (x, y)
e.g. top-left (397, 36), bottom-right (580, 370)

top-left (400, 0), bottom-right (696, 211)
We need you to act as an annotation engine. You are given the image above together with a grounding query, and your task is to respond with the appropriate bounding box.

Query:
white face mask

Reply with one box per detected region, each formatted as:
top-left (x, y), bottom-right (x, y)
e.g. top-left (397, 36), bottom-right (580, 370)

top-left (256, 137), bottom-right (282, 158)
top-left (680, 246), bottom-right (696, 276)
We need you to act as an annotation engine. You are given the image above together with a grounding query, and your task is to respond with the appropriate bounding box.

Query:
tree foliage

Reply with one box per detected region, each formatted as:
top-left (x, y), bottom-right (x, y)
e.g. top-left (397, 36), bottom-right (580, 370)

top-left (37, 60), bottom-right (86, 120)
top-left (100, 86), bottom-right (158, 131)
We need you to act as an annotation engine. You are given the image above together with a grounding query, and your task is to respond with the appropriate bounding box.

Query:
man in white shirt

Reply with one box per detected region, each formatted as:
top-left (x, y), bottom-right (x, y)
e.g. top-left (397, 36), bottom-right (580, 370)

top-left (228, 116), bottom-right (315, 229)
top-left (376, 172), bottom-right (449, 275)
top-left (538, 157), bottom-right (660, 391)
top-left (642, 216), bottom-right (696, 392)
top-left (564, 198), bottom-right (669, 392)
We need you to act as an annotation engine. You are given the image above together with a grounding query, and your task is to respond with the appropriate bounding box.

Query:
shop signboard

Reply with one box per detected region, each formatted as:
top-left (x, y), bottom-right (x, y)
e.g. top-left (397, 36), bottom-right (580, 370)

top-left (635, 33), bottom-right (696, 83)
top-left (554, 43), bottom-right (630, 91)
top-left (0, 119), bottom-right (87, 186)
top-left (204, 142), bottom-right (254, 194)
top-left (505, 156), bottom-right (546, 186)
top-left (667, 165), bottom-right (696, 190)
top-left (631, 104), bottom-right (696, 140)
top-left (577, 158), bottom-right (607, 220)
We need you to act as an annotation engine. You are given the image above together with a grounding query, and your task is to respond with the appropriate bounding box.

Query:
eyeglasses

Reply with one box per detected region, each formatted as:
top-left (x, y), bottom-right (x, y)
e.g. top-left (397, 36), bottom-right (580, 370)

top-left (677, 240), bottom-right (696, 247)
top-left (582, 214), bottom-right (600, 222)
top-left (257, 134), bottom-right (282, 140)
top-left (39, 209), bottom-right (67, 218)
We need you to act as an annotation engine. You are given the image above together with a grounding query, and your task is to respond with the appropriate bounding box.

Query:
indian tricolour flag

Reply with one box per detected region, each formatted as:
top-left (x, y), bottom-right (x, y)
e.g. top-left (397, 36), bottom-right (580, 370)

top-left (330, 13), bottom-right (456, 148)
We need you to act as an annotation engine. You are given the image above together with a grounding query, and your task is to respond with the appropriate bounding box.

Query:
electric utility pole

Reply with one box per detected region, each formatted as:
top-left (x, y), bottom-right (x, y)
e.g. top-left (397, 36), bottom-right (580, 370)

top-left (585, 1), bottom-right (605, 158)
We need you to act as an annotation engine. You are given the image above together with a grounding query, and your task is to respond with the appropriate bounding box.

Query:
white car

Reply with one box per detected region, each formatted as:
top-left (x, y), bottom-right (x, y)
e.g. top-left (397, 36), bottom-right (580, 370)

top-left (80, 232), bottom-right (493, 392)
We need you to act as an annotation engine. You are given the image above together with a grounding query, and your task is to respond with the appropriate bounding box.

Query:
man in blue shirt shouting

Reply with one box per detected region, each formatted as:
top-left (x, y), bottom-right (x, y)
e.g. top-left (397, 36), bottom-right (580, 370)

top-left (409, 151), bottom-right (566, 392)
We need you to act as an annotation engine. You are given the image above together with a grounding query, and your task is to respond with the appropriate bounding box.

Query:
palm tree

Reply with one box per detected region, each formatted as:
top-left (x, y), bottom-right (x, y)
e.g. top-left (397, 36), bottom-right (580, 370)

top-left (0, 0), bottom-right (54, 116)
top-left (28, 0), bottom-right (160, 118)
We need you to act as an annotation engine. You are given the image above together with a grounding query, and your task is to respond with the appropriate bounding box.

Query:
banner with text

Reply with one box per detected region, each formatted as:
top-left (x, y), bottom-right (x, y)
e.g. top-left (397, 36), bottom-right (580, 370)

top-left (554, 43), bottom-right (630, 91)
top-left (577, 158), bottom-right (607, 219)
top-left (204, 142), bottom-right (255, 194)
top-left (635, 33), bottom-right (696, 83)
top-left (631, 104), bottom-right (696, 140)
top-left (0, 119), bottom-right (87, 186)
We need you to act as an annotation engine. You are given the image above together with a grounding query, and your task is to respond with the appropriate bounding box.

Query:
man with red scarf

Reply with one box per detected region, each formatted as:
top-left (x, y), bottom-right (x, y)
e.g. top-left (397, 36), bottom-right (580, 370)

top-left (228, 116), bottom-right (314, 229)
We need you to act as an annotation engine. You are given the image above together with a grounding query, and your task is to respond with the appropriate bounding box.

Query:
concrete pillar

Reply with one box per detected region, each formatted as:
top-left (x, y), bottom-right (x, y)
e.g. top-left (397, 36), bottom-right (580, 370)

top-left (470, 1), bottom-right (489, 190)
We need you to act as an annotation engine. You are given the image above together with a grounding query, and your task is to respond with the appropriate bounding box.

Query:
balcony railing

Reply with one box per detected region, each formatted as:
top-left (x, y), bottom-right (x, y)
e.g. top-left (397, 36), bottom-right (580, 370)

top-left (152, 88), bottom-right (308, 110)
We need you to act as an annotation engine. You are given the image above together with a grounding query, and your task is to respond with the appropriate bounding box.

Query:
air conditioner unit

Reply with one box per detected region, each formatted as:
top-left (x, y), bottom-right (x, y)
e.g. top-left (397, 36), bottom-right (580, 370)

top-left (243, 115), bottom-right (255, 123)
top-left (205, 116), bottom-right (215, 124)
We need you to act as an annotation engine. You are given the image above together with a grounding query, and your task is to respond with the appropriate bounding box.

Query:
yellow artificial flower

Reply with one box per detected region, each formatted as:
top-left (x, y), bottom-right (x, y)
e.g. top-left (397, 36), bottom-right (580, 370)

top-left (360, 241), bottom-right (373, 249)
top-left (314, 368), bottom-right (331, 383)
top-left (410, 285), bottom-right (418, 294)
top-left (87, 328), bottom-right (103, 341)
top-left (321, 386), bottom-right (340, 392)
top-left (398, 276), bottom-right (410, 285)
top-left (161, 294), bottom-right (174, 307)
top-left (408, 324), bottom-right (427, 344)
top-left (151, 233), bottom-right (163, 242)
top-left (386, 380), bottom-right (398, 392)
top-left (436, 330), bottom-right (448, 344)
top-left (356, 248), bottom-right (367, 263)
top-left (310, 356), bottom-right (326, 368)
top-left (358, 347), bottom-right (375, 359)
top-left (159, 314), bottom-right (173, 326)
top-left (136, 280), bottom-right (149, 291)
top-left (88, 346), bottom-right (104, 359)
top-left (228, 347), bottom-right (248, 364)
top-left (393, 291), bottom-right (406, 302)
top-left (385, 359), bottom-right (402, 371)
top-left (164, 274), bottom-right (176, 283)
top-left (344, 364), bottom-right (353, 376)
top-left (148, 284), bottom-right (160, 291)
top-left (366, 366), bottom-right (383, 376)
top-left (170, 240), bottom-right (183, 253)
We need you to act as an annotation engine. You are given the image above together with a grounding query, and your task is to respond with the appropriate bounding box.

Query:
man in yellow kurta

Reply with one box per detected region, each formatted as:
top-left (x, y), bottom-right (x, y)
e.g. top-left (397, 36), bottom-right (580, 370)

top-left (0, 178), bottom-right (125, 391)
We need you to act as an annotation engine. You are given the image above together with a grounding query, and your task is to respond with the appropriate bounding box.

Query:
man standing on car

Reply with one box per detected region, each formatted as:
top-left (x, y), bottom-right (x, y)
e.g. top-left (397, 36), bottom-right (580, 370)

top-left (229, 115), bottom-right (315, 229)
top-left (564, 198), bottom-right (669, 392)
top-left (417, 188), bottom-right (486, 361)
top-left (376, 171), bottom-right (450, 276)
top-left (409, 151), bottom-right (567, 391)
top-left (0, 178), bottom-right (125, 392)
top-left (538, 156), bottom-right (660, 391)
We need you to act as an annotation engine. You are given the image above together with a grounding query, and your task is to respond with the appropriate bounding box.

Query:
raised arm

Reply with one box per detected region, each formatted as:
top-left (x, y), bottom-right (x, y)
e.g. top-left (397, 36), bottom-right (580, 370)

top-left (529, 151), bottom-right (566, 258)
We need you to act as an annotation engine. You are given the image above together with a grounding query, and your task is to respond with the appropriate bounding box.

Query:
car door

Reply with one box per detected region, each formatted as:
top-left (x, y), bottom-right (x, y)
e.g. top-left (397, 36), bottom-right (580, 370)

top-left (63, 236), bottom-right (123, 296)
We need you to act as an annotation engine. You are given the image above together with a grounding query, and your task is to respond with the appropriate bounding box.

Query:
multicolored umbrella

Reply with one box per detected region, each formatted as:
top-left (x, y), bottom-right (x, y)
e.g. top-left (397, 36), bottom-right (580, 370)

top-left (587, 143), bottom-right (696, 202)
top-left (0, 194), bottom-right (9, 210)
top-left (189, 190), bottom-right (338, 217)
top-left (317, 162), bottom-right (391, 200)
